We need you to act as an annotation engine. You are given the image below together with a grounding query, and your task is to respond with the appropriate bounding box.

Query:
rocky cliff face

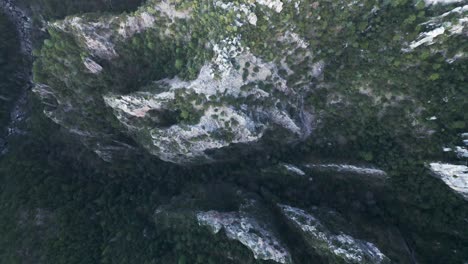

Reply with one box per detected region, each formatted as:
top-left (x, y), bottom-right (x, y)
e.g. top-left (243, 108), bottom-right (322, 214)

top-left (278, 204), bottom-right (389, 264)
top-left (32, 0), bottom-right (322, 164)
top-left (32, 0), bottom-right (467, 165)
top-left (149, 176), bottom-right (416, 264)
top-left (2, 0), bottom-right (467, 263)
top-left (197, 210), bottom-right (291, 263)
top-left (429, 162), bottom-right (468, 200)
top-left (404, 3), bottom-right (468, 63)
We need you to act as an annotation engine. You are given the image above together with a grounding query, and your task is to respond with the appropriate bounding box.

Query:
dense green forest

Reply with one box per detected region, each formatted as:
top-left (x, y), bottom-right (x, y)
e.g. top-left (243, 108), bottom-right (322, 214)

top-left (1, 0), bottom-right (467, 263)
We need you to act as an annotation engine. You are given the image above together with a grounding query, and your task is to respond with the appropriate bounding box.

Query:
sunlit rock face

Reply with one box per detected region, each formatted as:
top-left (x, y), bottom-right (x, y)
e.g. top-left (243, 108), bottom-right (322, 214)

top-left (103, 51), bottom-right (315, 163)
top-left (278, 204), bottom-right (390, 264)
top-left (304, 163), bottom-right (387, 178)
top-left (429, 163), bottom-right (468, 200)
top-left (455, 132), bottom-right (468, 158)
top-left (423, 0), bottom-right (464, 5)
top-left (197, 210), bottom-right (292, 263)
top-left (405, 3), bottom-right (467, 62)
top-left (154, 185), bottom-right (293, 264)
top-left (34, 0), bottom-right (319, 164)
top-left (33, 0), bottom-right (467, 164)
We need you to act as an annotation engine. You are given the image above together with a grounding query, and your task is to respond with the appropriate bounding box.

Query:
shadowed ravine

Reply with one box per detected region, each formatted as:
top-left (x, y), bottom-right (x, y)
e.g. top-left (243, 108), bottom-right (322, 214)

top-left (0, 0), bottom-right (32, 155)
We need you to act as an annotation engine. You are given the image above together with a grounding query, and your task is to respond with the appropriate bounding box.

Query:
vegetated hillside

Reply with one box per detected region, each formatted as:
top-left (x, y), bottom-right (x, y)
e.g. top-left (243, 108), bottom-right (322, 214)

top-left (32, 0), bottom-right (467, 165)
top-left (0, 0), bottom-right (467, 263)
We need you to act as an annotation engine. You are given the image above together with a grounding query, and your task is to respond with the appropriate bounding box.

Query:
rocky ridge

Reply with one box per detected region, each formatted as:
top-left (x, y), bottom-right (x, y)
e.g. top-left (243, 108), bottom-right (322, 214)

top-left (405, 2), bottom-right (467, 63)
top-left (279, 204), bottom-right (389, 264)
top-left (34, 0), bottom-right (319, 164)
top-left (429, 162), bottom-right (468, 200)
top-left (197, 210), bottom-right (292, 263)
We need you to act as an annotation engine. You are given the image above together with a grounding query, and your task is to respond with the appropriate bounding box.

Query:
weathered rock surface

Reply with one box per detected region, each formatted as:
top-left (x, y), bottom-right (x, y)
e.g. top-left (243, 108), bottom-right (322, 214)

top-left (104, 49), bottom-right (314, 163)
top-left (278, 204), bottom-right (390, 264)
top-left (34, 0), bottom-right (318, 164)
top-left (405, 3), bottom-right (467, 62)
top-left (423, 0), bottom-right (464, 6)
top-left (153, 185), bottom-right (293, 263)
top-left (304, 163), bottom-right (387, 179)
top-left (455, 132), bottom-right (468, 158)
top-left (197, 210), bottom-right (292, 263)
top-left (429, 162), bottom-right (468, 200)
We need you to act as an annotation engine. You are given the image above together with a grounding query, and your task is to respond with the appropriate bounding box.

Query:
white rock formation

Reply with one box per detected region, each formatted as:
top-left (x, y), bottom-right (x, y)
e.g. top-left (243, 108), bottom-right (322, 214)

top-left (429, 163), bottom-right (468, 200)
top-left (456, 146), bottom-right (468, 158)
top-left (440, 133), bottom-right (468, 160)
top-left (455, 133), bottom-right (468, 159)
top-left (278, 204), bottom-right (389, 264)
top-left (197, 211), bottom-right (291, 263)
top-left (83, 57), bottom-right (103, 74)
top-left (53, 0), bottom-right (194, 59)
top-left (118, 11), bottom-right (156, 38)
top-left (409, 27), bottom-right (446, 49)
top-left (36, 0), bottom-right (318, 163)
top-left (215, 1), bottom-right (258, 26)
top-left (283, 164), bottom-right (306, 176)
top-left (52, 16), bottom-right (119, 60)
top-left (423, 0), bottom-right (463, 6)
top-left (151, 0), bottom-right (191, 21)
top-left (304, 163), bottom-right (387, 178)
top-left (407, 4), bottom-right (467, 51)
top-left (256, 0), bottom-right (284, 12)
top-left (118, 1), bottom-right (191, 37)
top-left (104, 46), bottom-right (312, 163)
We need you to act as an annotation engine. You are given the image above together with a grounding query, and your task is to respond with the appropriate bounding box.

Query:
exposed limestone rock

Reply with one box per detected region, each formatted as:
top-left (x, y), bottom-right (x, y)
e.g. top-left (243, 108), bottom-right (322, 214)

top-left (278, 204), bottom-right (390, 264)
top-left (429, 163), bottom-right (468, 200)
top-left (215, 1), bottom-right (258, 26)
top-left (409, 26), bottom-right (446, 49)
top-left (104, 48), bottom-right (314, 163)
top-left (197, 210), bottom-right (292, 264)
top-left (52, 16), bottom-right (119, 60)
top-left (152, 0), bottom-right (191, 21)
top-left (32, 84), bottom-right (59, 108)
top-left (52, 0), bottom-right (192, 59)
top-left (409, 16), bottom-right (467, 49)
top-left (256, 0), bottom-right (284, 12)
top-left (440, 133), bottom-right (468, 160)
top-left (456, 146), bottom-right (468, 158)
top-left (453, 132), bottom-right (468, 158)
top-left (304, 163), bottom-right (388, 178)
top-left (423, 0), bottom-right (464, 5)
top-left (118, 11), bottom-right (156, 38)
top-left (406, 3), bottom-right (467, 55)
top-left (283, 164), bottom-right (306, 176)
top-left (83, 57), bottom-right (103, 74)
top-left (155, 187), bottom-right (292, 264)
top-left (34, 0), bottom-right (320, 164)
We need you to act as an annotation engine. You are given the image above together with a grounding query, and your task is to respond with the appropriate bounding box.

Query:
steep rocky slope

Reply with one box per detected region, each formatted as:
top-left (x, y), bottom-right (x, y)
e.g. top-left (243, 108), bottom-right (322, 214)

top-left (1, 0), bottom-right (466, 263)
top-left (33, 0), bottom-right (467, 165)
top-left (33, 0), bottom-right (323, 164)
